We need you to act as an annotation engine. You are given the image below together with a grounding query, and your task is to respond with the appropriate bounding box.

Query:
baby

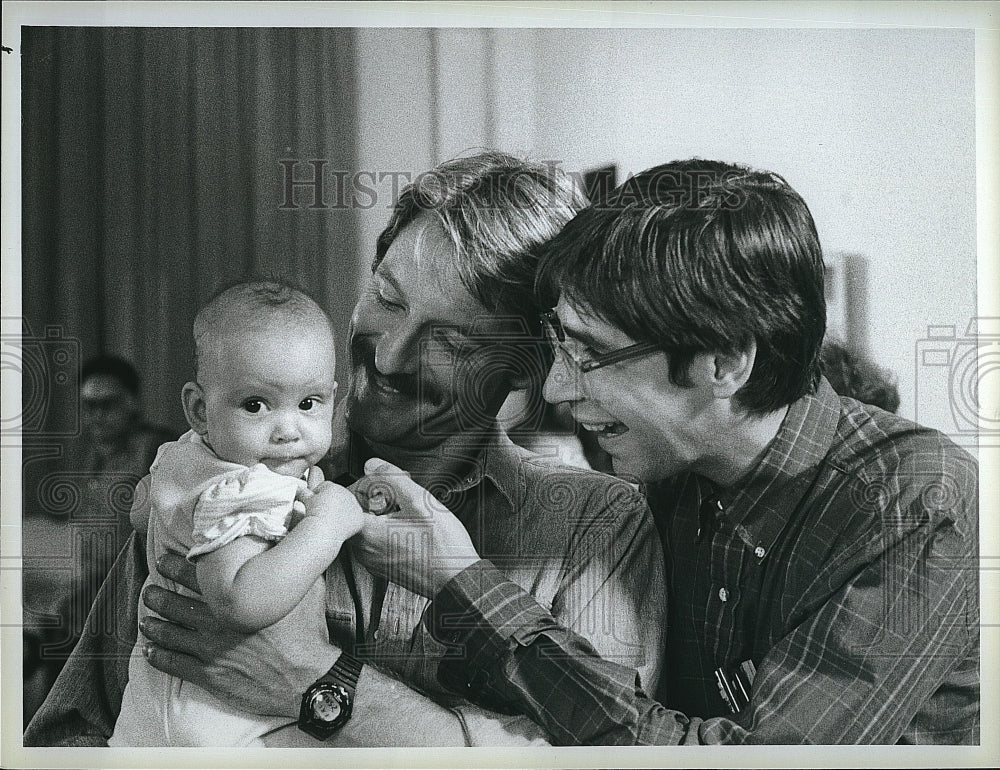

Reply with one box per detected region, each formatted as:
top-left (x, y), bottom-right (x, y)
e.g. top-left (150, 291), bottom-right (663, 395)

top-left (110, 280), bottom-right (363, 746)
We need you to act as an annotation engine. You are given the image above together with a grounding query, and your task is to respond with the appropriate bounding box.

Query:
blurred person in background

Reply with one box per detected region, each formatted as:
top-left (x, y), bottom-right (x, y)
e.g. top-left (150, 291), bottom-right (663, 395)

top-left (68, 354), bottom-right (176, 591)
top-left (22, 355), bottom-right (175, 725)
top-left (77, 355), bottom-right (176, 469)
top-left (820, 339), bottom-right (900, 413)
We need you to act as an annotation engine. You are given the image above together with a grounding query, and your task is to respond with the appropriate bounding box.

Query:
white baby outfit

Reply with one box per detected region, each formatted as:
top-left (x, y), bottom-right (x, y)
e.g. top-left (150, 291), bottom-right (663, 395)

top-left (110, 430), bottom-right (311, 746)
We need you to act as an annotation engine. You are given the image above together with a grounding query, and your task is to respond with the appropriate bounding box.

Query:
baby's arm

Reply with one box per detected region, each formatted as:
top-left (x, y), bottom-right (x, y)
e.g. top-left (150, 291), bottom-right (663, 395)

top-left (195, 481), bottom-right (364, 633)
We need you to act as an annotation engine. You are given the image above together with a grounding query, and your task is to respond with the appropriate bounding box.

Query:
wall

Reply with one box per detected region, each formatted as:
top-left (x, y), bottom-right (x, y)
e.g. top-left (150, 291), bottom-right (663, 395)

top-left (352, 28), bottom-right (436, 296)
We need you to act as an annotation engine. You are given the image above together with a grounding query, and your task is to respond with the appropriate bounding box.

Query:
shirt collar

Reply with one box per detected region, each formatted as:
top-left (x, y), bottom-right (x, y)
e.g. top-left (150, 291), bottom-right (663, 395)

top-left (444, 426), bottom-right (527, 510)
top-left (720, 378), bottom-right (842, 559)
top-left (476, 428), bottom-right (529, 508)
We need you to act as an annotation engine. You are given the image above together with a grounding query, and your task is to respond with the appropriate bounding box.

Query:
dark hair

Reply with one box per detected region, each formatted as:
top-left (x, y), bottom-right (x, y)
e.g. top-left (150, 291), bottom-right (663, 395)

top-left (375, 151), bottom-right (587, 324)
top-left (81, 355), bottom-right (141, 395)
top-left (820, 339), bottom-right (900, 413)
top-left (537, 158), bottom-right (826, 415)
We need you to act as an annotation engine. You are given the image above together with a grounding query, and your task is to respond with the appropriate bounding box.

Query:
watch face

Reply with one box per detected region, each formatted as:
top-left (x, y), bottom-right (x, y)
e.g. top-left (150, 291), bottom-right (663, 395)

top-left (298, 663), bottom-right (359, 740)
top-left (309, 689), bottom-right (343, 723)
top-left (301, 682), bottom-right (352, 738)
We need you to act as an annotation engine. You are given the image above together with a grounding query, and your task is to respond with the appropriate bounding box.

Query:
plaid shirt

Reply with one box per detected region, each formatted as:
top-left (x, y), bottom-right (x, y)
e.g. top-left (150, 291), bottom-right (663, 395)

top-left (430, 380), bottom-right (979, 744)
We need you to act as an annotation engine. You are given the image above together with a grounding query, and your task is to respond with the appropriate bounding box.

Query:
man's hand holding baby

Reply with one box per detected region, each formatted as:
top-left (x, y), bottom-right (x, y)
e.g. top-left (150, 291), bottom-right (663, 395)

top-left (142, 552), bottom-right (337, 719)
top-left (141, 464), bottom-right (364, 715)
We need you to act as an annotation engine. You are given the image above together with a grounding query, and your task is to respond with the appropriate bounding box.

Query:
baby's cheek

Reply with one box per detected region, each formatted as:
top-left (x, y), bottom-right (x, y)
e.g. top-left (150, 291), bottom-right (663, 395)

top-left (312, 417), bottom-right (335, 455)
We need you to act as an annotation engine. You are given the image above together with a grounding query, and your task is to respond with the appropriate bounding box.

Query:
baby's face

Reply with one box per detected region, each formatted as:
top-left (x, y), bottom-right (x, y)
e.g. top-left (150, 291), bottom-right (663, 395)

top-left (198, 324), bottom-right (337, 477)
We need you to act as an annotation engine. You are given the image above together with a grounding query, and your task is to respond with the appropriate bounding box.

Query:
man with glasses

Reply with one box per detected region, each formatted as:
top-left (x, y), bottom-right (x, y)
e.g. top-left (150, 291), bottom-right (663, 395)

top-left (353, 159), bottom-right (980, 744)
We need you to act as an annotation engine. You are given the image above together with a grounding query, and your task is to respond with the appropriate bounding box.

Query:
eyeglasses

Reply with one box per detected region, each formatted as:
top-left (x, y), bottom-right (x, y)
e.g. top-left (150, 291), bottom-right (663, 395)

top-left (539, 310), bottom-right (660, 374)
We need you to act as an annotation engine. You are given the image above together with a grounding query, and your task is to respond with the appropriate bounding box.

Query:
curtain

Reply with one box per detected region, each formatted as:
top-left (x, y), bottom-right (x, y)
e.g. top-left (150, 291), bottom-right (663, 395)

top-left (22, 27), bottom-right (361, 434)
top-left (20, 27), bottom-right (363, 725)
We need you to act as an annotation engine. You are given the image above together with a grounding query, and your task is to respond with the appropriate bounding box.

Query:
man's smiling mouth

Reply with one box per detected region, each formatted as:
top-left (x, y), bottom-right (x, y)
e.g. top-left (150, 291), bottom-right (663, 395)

top-left (350, 337), bottom-right (444, 406)
top-left (579, 420), bottom-right (629, 438)
top-left (370, 371), bottom-right (405, 397)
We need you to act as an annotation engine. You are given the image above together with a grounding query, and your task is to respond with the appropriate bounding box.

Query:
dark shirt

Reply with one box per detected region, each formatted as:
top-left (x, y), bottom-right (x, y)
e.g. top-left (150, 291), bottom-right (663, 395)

top-left (64, 422), bottom-right (176, 572)
top-left (430, 380), bottom-right (979, 744)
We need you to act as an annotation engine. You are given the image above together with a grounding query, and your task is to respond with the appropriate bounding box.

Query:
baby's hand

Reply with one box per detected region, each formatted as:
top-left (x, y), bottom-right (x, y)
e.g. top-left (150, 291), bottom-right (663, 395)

top-left (295, 480), bottom-right (364, 545)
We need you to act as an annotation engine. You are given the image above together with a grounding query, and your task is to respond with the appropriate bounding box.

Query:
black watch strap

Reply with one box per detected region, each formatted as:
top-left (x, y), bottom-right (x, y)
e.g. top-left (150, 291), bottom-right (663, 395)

top-left (298, 653), bottom-right (363, 740)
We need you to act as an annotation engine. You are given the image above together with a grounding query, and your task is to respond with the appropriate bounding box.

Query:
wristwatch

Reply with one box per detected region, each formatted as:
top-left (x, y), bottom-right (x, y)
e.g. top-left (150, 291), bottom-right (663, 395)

top-left (298, 653), bottom-right (363, 739)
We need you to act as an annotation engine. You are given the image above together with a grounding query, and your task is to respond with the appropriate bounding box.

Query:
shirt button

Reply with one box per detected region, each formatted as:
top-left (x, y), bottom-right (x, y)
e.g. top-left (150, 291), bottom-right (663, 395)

top-left (754, 546), bottom-right (766, 558)
top-left (718, 587), bottom-right (729, 602)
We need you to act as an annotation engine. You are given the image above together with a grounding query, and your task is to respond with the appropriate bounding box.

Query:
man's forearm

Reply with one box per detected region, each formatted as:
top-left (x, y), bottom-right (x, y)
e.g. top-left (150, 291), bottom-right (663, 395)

top-left (339, 665), bottom-right (467, 745)
top-left (265, 660), bottom-right (556, 747)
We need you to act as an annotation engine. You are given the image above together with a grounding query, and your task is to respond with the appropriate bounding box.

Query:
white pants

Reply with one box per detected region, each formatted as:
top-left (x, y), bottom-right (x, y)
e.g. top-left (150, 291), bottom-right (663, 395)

top-left (109, 640), bottom-right (294, 747)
